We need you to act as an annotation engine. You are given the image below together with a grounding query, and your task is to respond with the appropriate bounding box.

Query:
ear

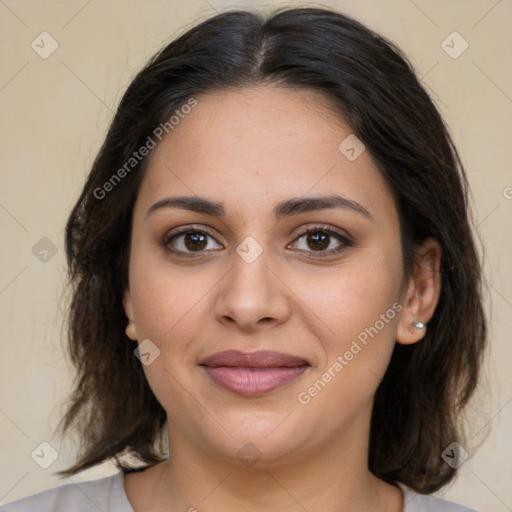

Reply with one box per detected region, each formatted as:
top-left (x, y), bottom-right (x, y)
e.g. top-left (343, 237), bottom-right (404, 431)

top-left (396, 237), bottom-right (442, 345)
top-left (122, 289), bottom-right (138, 341)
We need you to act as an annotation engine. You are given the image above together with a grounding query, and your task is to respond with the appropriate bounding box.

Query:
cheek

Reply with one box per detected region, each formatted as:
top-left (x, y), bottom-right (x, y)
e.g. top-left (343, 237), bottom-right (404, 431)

top-left (299, 258), bottom-right (401, 343)
top-left (292, 306), bottom-right (400, 435)
top-left (129, 246), bottom-right (212, 344)
top-left (291, 254), bottom-right (402, 409)
top-left (128, 261), bottom-right (210, 415)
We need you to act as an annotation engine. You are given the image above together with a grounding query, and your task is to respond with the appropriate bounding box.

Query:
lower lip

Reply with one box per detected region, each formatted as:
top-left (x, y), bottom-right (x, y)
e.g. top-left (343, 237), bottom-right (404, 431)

top-left (201, 366), bottom-right (309, 396)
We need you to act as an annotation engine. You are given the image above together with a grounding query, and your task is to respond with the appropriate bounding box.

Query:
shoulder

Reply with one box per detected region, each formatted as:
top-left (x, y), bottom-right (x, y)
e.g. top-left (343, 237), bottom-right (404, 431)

top-left (1, 472), bottom-right (133, 512)
top-left (399, 483), bottom-right (479, 512)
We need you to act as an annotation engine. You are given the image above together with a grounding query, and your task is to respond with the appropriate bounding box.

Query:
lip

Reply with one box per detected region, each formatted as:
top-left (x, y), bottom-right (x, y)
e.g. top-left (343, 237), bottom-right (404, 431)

top-left (200, 350), bottom-right (310, 396)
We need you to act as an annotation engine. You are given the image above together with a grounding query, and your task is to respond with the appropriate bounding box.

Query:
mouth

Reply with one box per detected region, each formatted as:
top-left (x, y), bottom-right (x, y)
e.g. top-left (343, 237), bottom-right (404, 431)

top-left (199, 350), bottom-right (310, 397)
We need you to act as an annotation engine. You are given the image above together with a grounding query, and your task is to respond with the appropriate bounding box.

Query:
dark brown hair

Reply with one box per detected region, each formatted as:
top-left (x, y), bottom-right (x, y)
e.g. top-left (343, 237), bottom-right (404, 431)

top-left (62, 6), bottom-right (486, 493)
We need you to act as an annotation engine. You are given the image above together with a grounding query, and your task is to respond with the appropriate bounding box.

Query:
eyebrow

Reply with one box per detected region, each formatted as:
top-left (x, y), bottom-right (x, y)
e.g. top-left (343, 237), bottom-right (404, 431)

top-left (146, 194), bottom-right (372, 221)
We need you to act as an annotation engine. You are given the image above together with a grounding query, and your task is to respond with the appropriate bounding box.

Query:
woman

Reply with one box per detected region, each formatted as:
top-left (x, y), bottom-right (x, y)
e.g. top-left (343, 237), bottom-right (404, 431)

top-left (4, 6), bottom-right (486, 511)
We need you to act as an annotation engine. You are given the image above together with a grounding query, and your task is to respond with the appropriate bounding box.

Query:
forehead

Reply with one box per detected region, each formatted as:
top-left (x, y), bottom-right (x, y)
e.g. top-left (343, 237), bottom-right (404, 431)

top-left (136, 84), bottom-right (396, 222)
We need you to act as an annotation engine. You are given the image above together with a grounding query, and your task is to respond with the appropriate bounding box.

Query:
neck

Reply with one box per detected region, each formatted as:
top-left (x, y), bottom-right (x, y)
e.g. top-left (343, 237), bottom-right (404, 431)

top-left (132, 409), bottom-right (403, 512)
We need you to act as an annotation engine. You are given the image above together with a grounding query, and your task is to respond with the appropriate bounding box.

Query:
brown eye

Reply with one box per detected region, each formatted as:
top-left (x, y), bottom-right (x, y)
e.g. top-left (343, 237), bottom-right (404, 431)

top-left (290, 226), bottom-right (353, 257)
top-left (183, 232), bottom-right (208, 251)
top-left (164, 228), bottom-right (223, 256)
top-left (305, 231), bottom-right (330, 251)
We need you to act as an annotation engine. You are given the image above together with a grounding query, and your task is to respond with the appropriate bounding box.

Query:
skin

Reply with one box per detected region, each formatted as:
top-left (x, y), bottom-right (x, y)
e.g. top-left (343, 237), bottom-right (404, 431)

top-left (122, 84), bottom-right (441, 512)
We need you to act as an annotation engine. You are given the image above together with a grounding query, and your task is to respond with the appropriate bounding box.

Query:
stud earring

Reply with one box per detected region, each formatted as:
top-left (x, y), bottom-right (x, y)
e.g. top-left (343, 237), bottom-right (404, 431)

top-left (408, 321), bottom-right (426, 334)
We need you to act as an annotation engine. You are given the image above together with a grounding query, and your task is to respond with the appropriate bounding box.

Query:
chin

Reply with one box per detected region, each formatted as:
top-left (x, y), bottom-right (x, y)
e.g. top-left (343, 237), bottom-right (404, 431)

top-left (193, 410), bottom-right (313, 469)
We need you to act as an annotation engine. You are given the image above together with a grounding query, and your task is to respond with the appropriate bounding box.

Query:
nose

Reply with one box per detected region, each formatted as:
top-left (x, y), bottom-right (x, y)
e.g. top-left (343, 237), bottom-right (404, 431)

top-left (213, 248), bottom-right (292, 332)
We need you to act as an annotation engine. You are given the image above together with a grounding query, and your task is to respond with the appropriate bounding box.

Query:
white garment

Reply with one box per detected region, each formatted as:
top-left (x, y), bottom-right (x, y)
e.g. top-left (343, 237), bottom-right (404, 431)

top-left (1, 471), bottom-right (479, 511)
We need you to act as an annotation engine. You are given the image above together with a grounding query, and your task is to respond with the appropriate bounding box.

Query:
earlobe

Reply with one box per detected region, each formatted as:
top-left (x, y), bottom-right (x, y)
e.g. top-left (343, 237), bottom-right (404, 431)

top-left (396, 238), bottom-right (442, 345)
top-left (122, 290), bottom-right (138, 341)
top-left (396, 318), bottom-right (428, 345)
top-left (125, 319), bottom-right (138, 341)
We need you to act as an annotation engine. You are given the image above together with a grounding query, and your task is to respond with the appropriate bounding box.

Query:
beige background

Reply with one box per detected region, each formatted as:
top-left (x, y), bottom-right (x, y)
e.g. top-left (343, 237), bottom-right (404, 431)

top-left (0, 0), bottom-right (511, 509)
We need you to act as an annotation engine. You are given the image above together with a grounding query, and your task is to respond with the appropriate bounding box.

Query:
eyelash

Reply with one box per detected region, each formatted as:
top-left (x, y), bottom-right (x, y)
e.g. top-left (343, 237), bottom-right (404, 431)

top-left (162, 224), bottom-right (354, 259)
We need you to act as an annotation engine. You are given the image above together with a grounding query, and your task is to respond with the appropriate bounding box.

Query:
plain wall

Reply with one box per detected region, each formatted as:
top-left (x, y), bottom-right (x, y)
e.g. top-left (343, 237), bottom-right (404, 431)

top-left (0, 0), bottom-right (511, 510)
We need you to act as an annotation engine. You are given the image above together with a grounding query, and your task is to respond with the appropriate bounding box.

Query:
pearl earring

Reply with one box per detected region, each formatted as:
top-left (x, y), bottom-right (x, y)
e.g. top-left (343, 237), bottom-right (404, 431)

top-left (408, 321), bottom-right (426, 334)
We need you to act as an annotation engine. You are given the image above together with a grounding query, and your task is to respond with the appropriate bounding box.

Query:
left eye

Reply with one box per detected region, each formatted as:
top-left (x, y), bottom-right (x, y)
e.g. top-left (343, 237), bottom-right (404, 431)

top-left (290, 227), bottom-right (352, 255)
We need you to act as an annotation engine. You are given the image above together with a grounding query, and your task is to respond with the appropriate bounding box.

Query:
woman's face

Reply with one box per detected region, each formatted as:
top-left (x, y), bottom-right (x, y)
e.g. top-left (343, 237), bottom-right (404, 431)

top-left (124, 85), bottom-right (409, 466)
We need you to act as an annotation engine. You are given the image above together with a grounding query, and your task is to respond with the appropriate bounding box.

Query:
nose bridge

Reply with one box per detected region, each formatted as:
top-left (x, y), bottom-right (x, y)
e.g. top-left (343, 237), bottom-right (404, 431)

top-left (214, 239), bottom-right (290, 329)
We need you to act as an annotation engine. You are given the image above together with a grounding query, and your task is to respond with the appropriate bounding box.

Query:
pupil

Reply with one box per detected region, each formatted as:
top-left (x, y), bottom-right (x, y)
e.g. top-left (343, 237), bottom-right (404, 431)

top-left (185, 232), bottom-right (207, 251)
top-left (308, 232), bottom-right (328, 250)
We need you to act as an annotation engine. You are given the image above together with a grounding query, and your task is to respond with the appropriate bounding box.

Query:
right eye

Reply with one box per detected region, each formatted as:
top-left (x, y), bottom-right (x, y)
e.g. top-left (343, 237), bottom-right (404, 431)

top-left (163, 226), bottom-right (223, 257)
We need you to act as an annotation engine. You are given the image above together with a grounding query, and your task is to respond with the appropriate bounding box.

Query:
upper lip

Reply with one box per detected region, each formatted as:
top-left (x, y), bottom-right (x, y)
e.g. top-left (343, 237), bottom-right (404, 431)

top-left (200, 350), bottom-right (309, 368)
